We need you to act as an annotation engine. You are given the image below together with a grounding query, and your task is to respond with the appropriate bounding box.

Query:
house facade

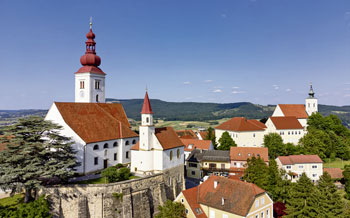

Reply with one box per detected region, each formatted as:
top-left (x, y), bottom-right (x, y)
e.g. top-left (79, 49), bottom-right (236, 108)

top-left (276, 155), bottom-right (323, 183)
top-left (181, 138), bottom-right (214, 160)
top-left (175, 175), bottom-right (273, 218)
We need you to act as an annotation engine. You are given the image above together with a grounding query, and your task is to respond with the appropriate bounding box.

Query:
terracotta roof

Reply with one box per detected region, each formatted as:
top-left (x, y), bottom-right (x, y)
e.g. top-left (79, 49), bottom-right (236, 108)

top-left (131, 142), bottom-right (140, 150)
top-left (323, 168), bottom-right (343, 179)
top-left (215, 117), bottom-right (266, 132)
top-left (141, 91), bottom-right (153, 114)
top-left (277, 155), bottom-right (323, 165)
top-left (176, 130), bottom-right (198, 139)
top-left (181, 139), bottom-right (212, 152)
top-left (182, 187), bottom-right (207, 218)
top-left (230, 147), bottom-right (269, 162)
top-left (196, 176), bottom-right (265, 216)
top-left (75, 66), bottom-right (105, 75)
top-left (155, 127), bottom-right (184, 150)
top-left (278, 104), bottom-right (308, 119)
top-left (199, 131), bottom-right (208, 140)
top-left (53, 102), bottom-right (138, 144)
top-left (269, 116), bottom-right (303, 130)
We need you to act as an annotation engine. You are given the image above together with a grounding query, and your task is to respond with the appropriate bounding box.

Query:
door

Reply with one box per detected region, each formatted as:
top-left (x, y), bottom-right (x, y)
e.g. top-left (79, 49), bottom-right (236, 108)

top-left (104, 159), bottom-right (108, 169)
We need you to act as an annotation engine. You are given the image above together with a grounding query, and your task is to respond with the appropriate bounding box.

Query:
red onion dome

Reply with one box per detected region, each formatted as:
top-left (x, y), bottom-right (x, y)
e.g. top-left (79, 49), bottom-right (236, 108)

top-left (86, 29), bottom-right (95, 39)
top-left (80, 54), bottom-right (101, 66)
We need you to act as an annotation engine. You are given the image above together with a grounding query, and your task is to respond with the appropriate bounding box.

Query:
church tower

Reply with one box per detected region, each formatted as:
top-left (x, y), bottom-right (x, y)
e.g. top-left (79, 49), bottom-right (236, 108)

top-left (306, 83), bottom-right (318, 116)
top-left (75, 19), bottom-right (106, 103)
top-left (139, 91), bottom-right (155, 151)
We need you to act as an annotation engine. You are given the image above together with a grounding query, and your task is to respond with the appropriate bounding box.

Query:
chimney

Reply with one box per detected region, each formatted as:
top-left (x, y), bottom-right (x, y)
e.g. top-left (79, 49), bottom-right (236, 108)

top-left (214, 181), bottom-right (218, 189)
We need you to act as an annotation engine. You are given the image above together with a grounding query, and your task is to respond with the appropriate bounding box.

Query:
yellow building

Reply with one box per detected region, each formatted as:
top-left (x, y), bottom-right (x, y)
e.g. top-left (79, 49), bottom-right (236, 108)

top-left (175, 176), bottom-right (273, 218)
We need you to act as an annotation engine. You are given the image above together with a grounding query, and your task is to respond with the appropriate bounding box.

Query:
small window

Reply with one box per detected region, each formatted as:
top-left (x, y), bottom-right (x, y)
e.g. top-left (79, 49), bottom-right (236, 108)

top-left (221, 164), bottom-right (225, 169)
top-left (261, 212), bottom-right (264, 218)
top-left (299, 165), bottom-right (304, 169)
top-left (248, 153), bottom-right (251, 156)
top-left (253, 133), bottom-right (255, 137)
top-left (299, 131), bottom-right (301, 134)
top-left (93, 144), bottom-right (99, 150)
top-left (80, 81), bottom-right (85, 89)
top-left (261, 197), bottom-right (265, 205)
top-left (125, 141), bottom-right (129, 146)
top-left (94, 157), bottom-right (98, 165)
top-left (181, 198), bottom-right (184, 203)
top-left (113, 142), bottom-right (118, 147)
top-left (177, 149), bottom-right (180, 159)
top-left (312, 165), bottom-right (317, 169)
top-left (132, 139), bottom-right (136, 144)
top-left (286, 165), bottom-right (291, 169)
top-left (191, 171), bottom-right (195, 175)
top-left (114, 153), bottom-right (117, 161)
top-left (96, 94), bottom-right (99, 102)
top-left (185, 209), bottom-right (188, 214)
top-left (288, 131), bottom-right (290, 135)
top-left (146, 117), bottom-right (149, 123)
top-left (313, 174), bottom-right (317, 177)
top-left (104, 143), bottom-right (108, 149)
top-left (266, 209), bottom-right (269, 216)
top-left (126, 151), bottom-right (129, 159)
top-left (255, 199), bottom-right (259, 208)
top-left (95, 80), bottom-right (100, 89)
top-left (170, 150), bottom-right (173, 161)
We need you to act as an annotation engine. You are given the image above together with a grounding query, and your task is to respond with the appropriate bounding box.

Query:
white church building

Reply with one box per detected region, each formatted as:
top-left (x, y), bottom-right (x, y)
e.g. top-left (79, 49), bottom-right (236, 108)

top-left (45, 22), bottom-right (138, 174)
top-left (131, 91), bottom-right (185, 175)
top-left (215, 84), bottom-right (318, 147)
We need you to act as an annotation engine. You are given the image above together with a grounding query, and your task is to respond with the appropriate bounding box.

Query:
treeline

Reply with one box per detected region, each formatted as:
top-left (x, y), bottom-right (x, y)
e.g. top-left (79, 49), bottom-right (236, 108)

top-left (264, 113), bottom-right (350, 160)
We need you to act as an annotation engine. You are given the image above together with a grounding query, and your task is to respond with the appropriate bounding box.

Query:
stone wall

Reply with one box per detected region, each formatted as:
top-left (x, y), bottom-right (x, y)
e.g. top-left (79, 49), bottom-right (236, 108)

top-left (42, 165), bottom-right (184, 218)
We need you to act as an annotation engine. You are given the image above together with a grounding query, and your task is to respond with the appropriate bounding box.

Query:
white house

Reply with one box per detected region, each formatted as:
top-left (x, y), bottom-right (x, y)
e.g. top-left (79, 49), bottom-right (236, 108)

top-left (131, 91), bottom-right (185, 175)
top-left (276, 155), bottom-right (323, 183)
top-left (45, 23), bottom-right (138, 174)
top-left (215, 117), bottom-right (267, 147)
top-left (265, 116), bottom-right (306, 144)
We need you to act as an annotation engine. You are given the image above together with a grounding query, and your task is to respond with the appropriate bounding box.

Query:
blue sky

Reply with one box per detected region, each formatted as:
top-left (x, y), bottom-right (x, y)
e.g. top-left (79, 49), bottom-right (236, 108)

top-left (1, 0), bottom-right (350, 109)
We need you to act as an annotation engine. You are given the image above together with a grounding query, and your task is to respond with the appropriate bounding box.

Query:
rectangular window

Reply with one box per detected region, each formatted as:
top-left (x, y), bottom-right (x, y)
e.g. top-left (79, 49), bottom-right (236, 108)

top-left (126, 151), bottom-right (129, 159)
top-left (255, 199), bottom-right (259, 208)
top-left (261, 212), bottom-right (264, 218)
top-left (261, 197), bottom-right (265, 205)
top-left (299, 165), bottom-right (304, 169)
top-left (286, 165), bottom-right (291, 169)
top-left (114, 153), bottom-right (117, 161)
top-left (189, 163), bottom-right (197, 168)
top-left (191, 171), bottom-right (195, 175)
top-left (267, 209), bottom-right (269, 217)
top-left (210, 210), bottom-right (215, 218)
top-left (95, 80), bottom-right (100, 89)
top-left (312, 165), bottom-right (317, 168)
top-left (313, 174), bottom-right (317, 177)
top-left (94, 157), bottom-right (98, 165)
top-left (221, 164), bottom-right (225, 169)
top-left (80, 81), bottom-right (85, 89)
top-left (209, 163), bottom-right (216, 169)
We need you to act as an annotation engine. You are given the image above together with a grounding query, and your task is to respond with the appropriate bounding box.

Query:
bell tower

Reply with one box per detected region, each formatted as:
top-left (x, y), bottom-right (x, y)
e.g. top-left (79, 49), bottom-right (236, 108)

top-left (139, 91), bottom-right (155, 151)
top-left (305, 83), bottom-right (318, 116)
top-left (75, 18), bottom-right (106, 103)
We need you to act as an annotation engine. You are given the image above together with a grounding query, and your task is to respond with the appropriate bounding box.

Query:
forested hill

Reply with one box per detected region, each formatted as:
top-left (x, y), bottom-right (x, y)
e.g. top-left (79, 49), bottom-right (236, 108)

top-left (107, 98), bottom-right (350, 127)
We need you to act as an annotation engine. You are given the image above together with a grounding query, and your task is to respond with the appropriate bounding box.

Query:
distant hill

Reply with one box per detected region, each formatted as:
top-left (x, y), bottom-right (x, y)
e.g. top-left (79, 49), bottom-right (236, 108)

top-left (1, 101), bottom-right (349, 128)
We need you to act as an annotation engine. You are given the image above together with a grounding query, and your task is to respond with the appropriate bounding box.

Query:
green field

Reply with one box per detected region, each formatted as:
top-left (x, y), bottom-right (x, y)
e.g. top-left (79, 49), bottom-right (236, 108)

top-left (323, 158), bottom-right (350, 169)
top-left (0, 194), bottom-right (23, 206)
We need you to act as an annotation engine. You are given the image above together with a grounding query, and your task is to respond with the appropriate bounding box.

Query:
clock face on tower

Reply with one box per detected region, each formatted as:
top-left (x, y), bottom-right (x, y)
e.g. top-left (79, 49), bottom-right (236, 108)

top-left (80, 90), bottom-right (85, 98)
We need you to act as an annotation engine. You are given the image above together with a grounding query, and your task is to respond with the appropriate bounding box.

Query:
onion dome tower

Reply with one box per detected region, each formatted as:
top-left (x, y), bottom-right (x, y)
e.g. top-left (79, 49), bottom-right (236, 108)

top-left (75, 18), bottom-right (106, 103)
top-left (306, 82), bottom-right (318, 116)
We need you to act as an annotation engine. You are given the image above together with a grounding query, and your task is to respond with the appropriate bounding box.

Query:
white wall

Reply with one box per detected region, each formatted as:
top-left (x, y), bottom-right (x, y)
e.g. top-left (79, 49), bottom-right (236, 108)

top-left (276, 158), bottom-right (323, 182)
top-left (75, 73), bottom-right (105, 103)
top-left (271, 105), bottom-right (284, 117)
top-left (306, 98), bottom-right (318, 116)
top-left (162, 147), bottom-right (184, 171)
top-left (265, 119), bottom-right (305, 144)
top-left (215, 129), bottom-right (265, 147)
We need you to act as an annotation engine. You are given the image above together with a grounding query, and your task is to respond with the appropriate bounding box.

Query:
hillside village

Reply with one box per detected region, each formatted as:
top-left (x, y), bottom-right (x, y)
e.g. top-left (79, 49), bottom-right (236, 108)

top-left (1, 22), bottom-right (350, 218)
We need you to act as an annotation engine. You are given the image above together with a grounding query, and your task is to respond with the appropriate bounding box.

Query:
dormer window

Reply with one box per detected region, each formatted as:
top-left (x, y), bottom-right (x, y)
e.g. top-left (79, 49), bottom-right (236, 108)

top-left (248, 153), bottom-right (251, 157)
top-left (238, 153), bottom-right (241, 156)
top-left (214, 181), bottom-right (218, 189)
top-left (188, 144), bottom-right (193, 149)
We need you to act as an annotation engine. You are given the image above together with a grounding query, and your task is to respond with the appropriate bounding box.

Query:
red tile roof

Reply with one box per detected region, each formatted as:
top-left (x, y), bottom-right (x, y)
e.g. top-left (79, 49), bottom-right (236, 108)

top-left (180, 139), bottom-right (212, 152)
top-left (155, 127), bottom-right (184, 150)
top-left (277, 155), bottom-right (323, 165)
top-left (278, 104), bottom-right (308, 119)
top-left (199, 131), bottom-right (208, 140)
top-left (215, 117), bottom-right (266, 132)
top-left (176, 130), bottom-right (198, 139)
top-left (141, 91), bottom-right (153, 114)
top-left (269, 116), bottom-right (304, 130)
top-left (230, 147), bottom-right (269, 162)
top-left (53, 102), bottom-right (138, 144)
top-left (190, 176), bottom-right (266, 216)
top-left (131, 142), bottom-right (139, 150)
top-left (182, 187), bottom-right (207, 218)
top-left (323, 168), bottom-right (343, 179)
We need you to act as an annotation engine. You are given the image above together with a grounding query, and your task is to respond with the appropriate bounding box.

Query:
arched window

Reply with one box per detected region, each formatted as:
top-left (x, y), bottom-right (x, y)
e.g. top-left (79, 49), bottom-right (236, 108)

top-left (113, 142), bottom-right (118, 147)
top-left (125, 141), bottom-right (129, 146)
top-left (170, 150), bottom-right (173, 161)
top-left (104, 143), bottom-right (108, 149)
top-left (96, 94), bottom-right (99, 102)
top-left (132, 139), bottom-right (136, 144)
top-left (93, 144), bottom-right (99, 150)
top-left (177, 149), bottom-right (180, 159)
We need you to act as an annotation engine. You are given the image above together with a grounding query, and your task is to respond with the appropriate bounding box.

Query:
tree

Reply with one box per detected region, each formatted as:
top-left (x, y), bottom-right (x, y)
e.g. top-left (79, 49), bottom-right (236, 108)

top-left (0, 116), bottom-right (79, 202)
top-left (101, 166), bottom-right (131, 183)
top-left (263, 133), bottom-right (285, 159)
top-left (285, 173), bottom-right (320, 217)
top-left (155, 200), bottom-right (185, 218)
top-left (243, 156), bottom-right (269, 190)
top-left (317, 172), bottom-right (344, 217)
top-left (343, 165), bottom-right (350, 200)
top-left (205, 127), bottom-right (217, 149)
top-left (217, 131), bottom-right (237, 150)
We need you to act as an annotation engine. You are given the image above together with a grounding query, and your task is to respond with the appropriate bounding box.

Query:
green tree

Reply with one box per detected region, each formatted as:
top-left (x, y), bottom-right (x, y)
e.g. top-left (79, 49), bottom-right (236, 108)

top-left (217, 131), bottom-right (237, 150)
top-left (205, 127), bottom-right (217, 149)
top-left (317, 172), bottom-right (344, 217)
top-left (243, 156), bottom-right (269, 190)
top-left (101, 166), bottom-right (131, 183)
top-left (343, 165), bottom-right (350, 200)
top-left (155, 200), bottom-right (185, 218)
top-left (285, 173), bottom-right (320, 218)
top-left (0, 116), bottom-right (79, 202)
top-left (263, 133), bottom-right (285, 159)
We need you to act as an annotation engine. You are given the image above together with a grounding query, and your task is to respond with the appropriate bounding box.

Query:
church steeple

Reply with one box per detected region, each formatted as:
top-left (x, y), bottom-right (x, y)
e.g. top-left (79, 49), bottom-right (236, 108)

top-left (306, 82), bottom-right (318, 116)
top-left (141, 91), bottom-right (153, 114)
top-left (139, 90), bottom-right (155, 150)
top-left (75, 19), bottom-right (106, 103)
top-left (308, 82), bottom-right (315, 98)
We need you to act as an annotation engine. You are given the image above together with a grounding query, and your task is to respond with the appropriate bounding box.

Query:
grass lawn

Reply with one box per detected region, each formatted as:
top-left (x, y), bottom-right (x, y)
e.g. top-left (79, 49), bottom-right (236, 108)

top-left (0, 194), bottom-right (23, 207)
top-left (323, 158), bottom-right (350, 169)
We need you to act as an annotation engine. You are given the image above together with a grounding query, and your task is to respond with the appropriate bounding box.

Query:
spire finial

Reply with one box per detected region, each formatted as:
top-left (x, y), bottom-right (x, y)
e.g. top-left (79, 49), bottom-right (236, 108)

top-left (89, 17), bottom-right (92, 30)
top-left (146, 85), bottom-right (148, 92)
top-left (308, 82), bottom-right (315, 98)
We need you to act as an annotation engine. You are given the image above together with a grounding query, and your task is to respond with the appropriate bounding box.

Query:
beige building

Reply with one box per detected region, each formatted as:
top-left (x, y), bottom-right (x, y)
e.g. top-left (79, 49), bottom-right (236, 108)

top-left (175, 175), bottom-right (273, 218)
top-left (276, 155), bottom-right (323, 183)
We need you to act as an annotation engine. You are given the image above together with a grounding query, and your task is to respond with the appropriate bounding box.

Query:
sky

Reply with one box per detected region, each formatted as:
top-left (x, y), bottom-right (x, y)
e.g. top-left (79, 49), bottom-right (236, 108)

top-left (1, 0), bottom-right (350, 109)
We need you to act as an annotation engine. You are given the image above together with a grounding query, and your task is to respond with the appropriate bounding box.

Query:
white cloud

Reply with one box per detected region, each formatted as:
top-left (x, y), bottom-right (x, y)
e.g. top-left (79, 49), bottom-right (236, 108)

top-left (285, 88), bottom-right (292, 92)
top-left (232, 86), bottom-right (240, 89)
top-left (232, 91), bottom-right (246, 94)
top-left (204, 80), bottom-right (213, 83)
top-left (183, 81), bottom-right (191, 85)
top-left (273, 85), bottom-right (279, 90)
top-left (213, 89), bottom-right (222, 93)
